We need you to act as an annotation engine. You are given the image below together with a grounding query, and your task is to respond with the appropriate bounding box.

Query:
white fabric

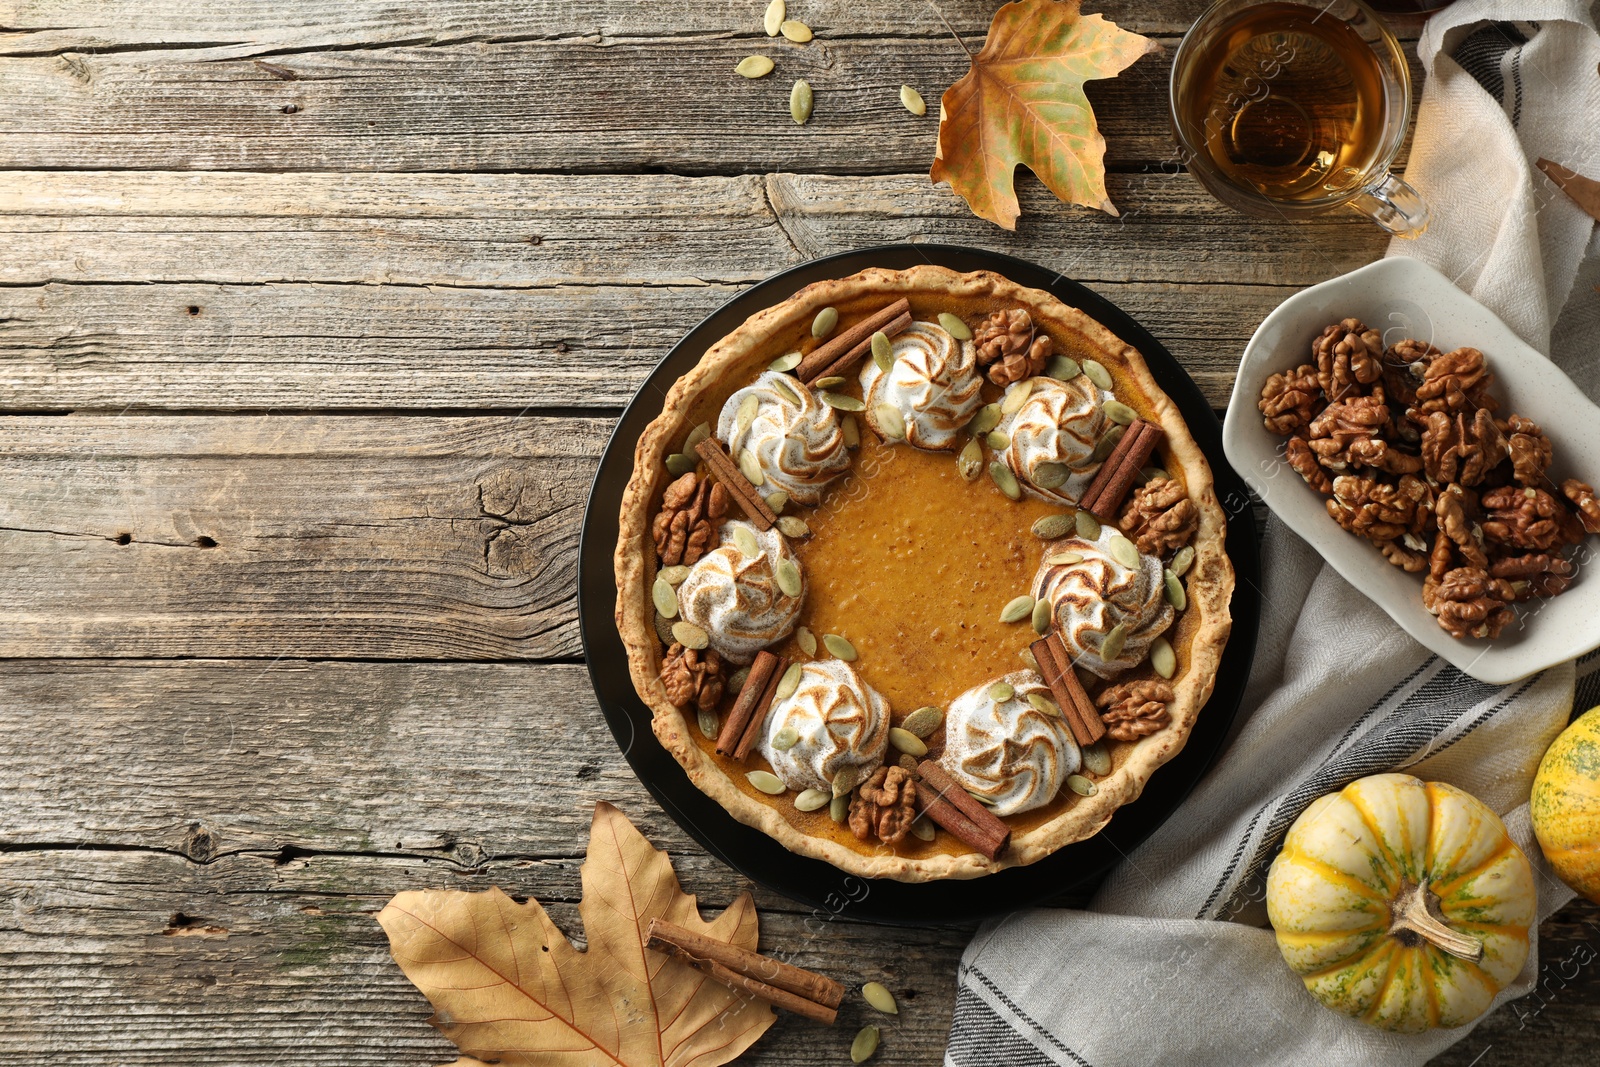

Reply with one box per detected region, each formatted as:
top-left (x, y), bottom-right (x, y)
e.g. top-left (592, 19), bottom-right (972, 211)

top-left (947, 4), bottom-right (1600, 1064)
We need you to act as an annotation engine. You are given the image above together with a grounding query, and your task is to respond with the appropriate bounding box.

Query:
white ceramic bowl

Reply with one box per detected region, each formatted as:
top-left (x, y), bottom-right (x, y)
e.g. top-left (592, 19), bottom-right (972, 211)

top-left (1222, 256), bottom-right (1600, 684)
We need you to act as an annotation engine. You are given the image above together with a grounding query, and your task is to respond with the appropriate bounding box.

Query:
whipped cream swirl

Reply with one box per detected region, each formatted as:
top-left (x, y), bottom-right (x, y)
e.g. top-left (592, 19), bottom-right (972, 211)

top-left (1033, 525), bottom-right (1173, 678)
top-left (758, 658), bottom-right (889, 792)
top-left (718, 370), bottom-right (850, 506)
top-left (677, 521), bottom-right (803, 665)
top-left (939, 670), bottom-right (1078, 816)
top-left (859, 321), bottom-right (985, 451)
top-left (1000, 375), bottom-right (1112, 504)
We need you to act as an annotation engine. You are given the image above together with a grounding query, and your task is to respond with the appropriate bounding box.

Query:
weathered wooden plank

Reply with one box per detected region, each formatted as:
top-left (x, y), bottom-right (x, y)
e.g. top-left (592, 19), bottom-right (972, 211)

top-left (0, 279), bottom-right (1286, 411)
top-left (0, 418), bottom-right (607, 659)
top-left (0, 171), bottom-right (1390, 289)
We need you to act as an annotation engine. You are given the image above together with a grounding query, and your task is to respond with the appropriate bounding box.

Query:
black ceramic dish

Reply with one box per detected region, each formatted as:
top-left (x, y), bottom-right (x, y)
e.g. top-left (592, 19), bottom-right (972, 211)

top-left (577, 244), bottom-right (1261, 924)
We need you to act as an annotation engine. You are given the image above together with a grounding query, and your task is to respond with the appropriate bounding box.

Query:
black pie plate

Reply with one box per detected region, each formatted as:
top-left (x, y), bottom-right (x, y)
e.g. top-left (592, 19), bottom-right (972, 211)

top-left (578, 244), bottom-right (1261, 925)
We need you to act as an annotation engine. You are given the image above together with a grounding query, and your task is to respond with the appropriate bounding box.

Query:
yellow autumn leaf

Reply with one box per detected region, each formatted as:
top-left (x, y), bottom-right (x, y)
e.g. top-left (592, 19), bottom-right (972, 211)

top-left (377, 802), bottom-right (775, 1067)
top-left (931, 0), bottom-right (1158, 228)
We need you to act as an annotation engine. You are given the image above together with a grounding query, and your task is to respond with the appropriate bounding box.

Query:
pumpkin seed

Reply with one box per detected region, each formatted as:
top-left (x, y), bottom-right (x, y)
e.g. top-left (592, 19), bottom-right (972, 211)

top-left (1000, 594), bottom-right (1035, 623)
top-left (780, 18), bottom-right (812, 43)
top-left (764, 0), bottom-right (785, 36)
top-left (814, 375), bottom-right (846, 389)
top-left (871, 330), bottom-right (894, 371)
top-left (659, 564), bottom-right (691, 586)
top-left (812, 306), bottom-right (838, 338)
top-left (748, 770), bottom-right (787, 795)
top-left (1045, 354), bottom-right (1081, 380)
top-left (902, 706), bottom-right (943, 738)
top-left (654, 612), bottom-right (676, 644)
top-left (1103, 399), bottom-right (1138, 425)
top-left (968, 403), bottom-right (1002, 435)
top-left (986, 430), bottom-right (1011, 450)
top-left (1075, 510), bottom-right (1100, 539)
top-left (1090, 423), bottom-right (1126, 463)
top-left (1164, 569), bottom-right (1187, 610)
top-left (957, 438), bottom-right (984, 481)
top-left (1082, 359), bottom-right (1113, 390)
top-left (771, 725), bottom-right (800, 751)
top-left (1151, 636), bottom-right (1176, 679)
top-left (863, 982), bottom-right (899, 1015)
top-left (1001, 379), bottom-right (1034, 415)
top-left (1067, 774), bottom-right (1098, 797)
top-left (738, 448), bottom-right (765, 486)
top-left (989, 460), bottom-right (1021, 500)
top-left (1101, 622), bottom-right (1128, 663)
top-left (1109, 534), bottom-right (1139, 569)
top-left (1171, 545), bottom-right (1195, 578)
top-left (652, 577), bottom-right (680, 618)
top-left (821, 391), bottom-right (865, 412)
top-left (1032, 513), bottom-right (1073, 540)
top-left (684, 421), bottom-right (712, 453)
top-left (1045, 551), bottom-right (1084, 566)
top-left (1031, 597), bottom-right (1053, 634)
top-left (1140, 467), bottom-right (1170, 484)
top-left (796, 626), bottom-right (817, 656)
top-left (823, 633), bottom-right (857, 661)
top-left (841, 413), bottom-right (860, 448)
top-left (1082, 741), bottom-right (1111, 776)
top-left (1032, 461), bottom-right (1069, 490)
top-left (698, 708), bottom-right (719, 739)
top-left (1027, 691), bottom-right (1062, 717)
top-left (795, 787), bottom-right (831, 812)
top-left (971, 790), bottom-right (999, 807)
top-left (889, 727), bottom-right (928, 757)
top-left (911, 816), bottom-right (936, 841)
top-left (874, 403), bottom-right (906, 440)
top-left (776, 515), bottom-right (811, 538)
top-left (776, 558), bottom-right (802, 598)
top-left (988, 681), bottom-right (1015, 703)
top-left (775, 663), bottom-right (803, 701)
top-left (772, 376), bottom-right (803, 405)
top-left (764, 489), bottom-right (788, 513)
top-left (1019, 646), bottom-right (1041, 672)
top-left (665, 452), bottom-right (697, 476)
top-left (769, 351), bottom-right (802, 372)
top-left (671, 621), bottom-right (709, 650)
top-left (734, 525), bottom-right (761, 559)
top-left (937, 312), bottom-right (972, 340)
top-left (790, 78), bottom-right (813, 124)
top-left (728, 666), bottom-right (751, 692)
top-left (735, 393), bottom-right (760, 437)
top-left (832, 764), bottom-right (864, 797)
top-left (899, 84), bottom-right (926, 116)
top-left (830, 794), bottom-right (849, 823)
top-left (736, 54), bottom-right (774, 78)
top-left (851, 1026), bottom-right (880, 1064)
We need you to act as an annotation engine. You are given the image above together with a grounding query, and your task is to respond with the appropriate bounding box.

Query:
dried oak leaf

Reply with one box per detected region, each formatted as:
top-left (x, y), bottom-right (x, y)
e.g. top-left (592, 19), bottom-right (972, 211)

top-left (931, 0), bottom-right (1157, 228)
top-left (378, 803), bottom-right (773, 1067)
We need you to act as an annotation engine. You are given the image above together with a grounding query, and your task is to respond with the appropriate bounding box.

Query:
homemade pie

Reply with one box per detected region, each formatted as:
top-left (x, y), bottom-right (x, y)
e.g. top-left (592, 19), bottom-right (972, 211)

top-left (615, 266), bottom-right (1233, 881)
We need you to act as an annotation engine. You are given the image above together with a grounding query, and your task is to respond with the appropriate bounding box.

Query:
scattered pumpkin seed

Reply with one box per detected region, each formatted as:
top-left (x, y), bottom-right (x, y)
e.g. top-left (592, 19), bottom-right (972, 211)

top-left (1019, 646), bottom-right (1041, 671)
top-left (1140, 466), bottom-right (1170, 484)
top-left (1151, 636), bottom-right (1176, 679)
top-left (874, 403), bottom-right (906, 440)
top-left (684, 421), bottom-right (712, 453)
top-left (736, 54), bottom-right (775, 78)
top-left (902, 706), bottom-right (943, 738)
top-left (764, 489), bottom-right (788, 513)
top-left (1101, 622), bottom-right (1128, 663)
top-left (1109, 533), bottom-right (1139, 569)
top-left (728, 666), bottom-right (751, 692)
top-left (1000, 594), bottom-right (1035, 624)
top-left (671, 621), bottom-right (710, 650)
top-left (1032, 461), bottom-right (1069, 490)
top-left (734, 525), bottom-right (761, 558)
top-left (957, 438), bottom-right (984, 481)
top-left (748, 770), bottom-right (787, 795)
top-left (813, 375), bottom-right (846, 389)
top-left (776, 515), bottom-right (811, 538)
top-left (823, 633), bottom-right (857, 661)
top-left (659, 564), bottom-right (691, 586)
top-left (937, 312), bottom-right (972, 340)
top-left (1103, 399), bottom-right (1138, 425)
top-left (771, 725), bottom-right (800, 751)
top-left (899, 84), bottom-right (926, 116)
top-left (796, 626), bottom-right (817, 656)
top-left (776, 558), bottom-right (802, 598)
top-left (911, 816), bottom-right (936, 842)
top-left (790, 78), bottom-right (813, 124)
top-left (830, 794), bottom-right (849, 823)
top-left (775, 663), bottom-right (803, 701)
top-left (1082, 359), bottom-right (1113, 390)
top-left (989, 460), bottom-right (1021, 500)
top-left (764, 0), bottom-right (785, 36)
top-left (833, 764), bottom-right (863, 797)
top-left (769, 350), bottom-right (802, 372)
top-left (1171, 545), bottom-right (1195, 577)
top-left (795, 787), bottom-right (831, 812)
top-left (698, 708), bottom-right (719, 739)
top-left (731, 394), bottom-right (755, 439)
top-left (841, 413), bottom-right (860, 448)
top-left (654, 612), bottom-right (676, 644)
top-left (820, 391), bottom-right (864, 412)
top-left (1164, 569), bottom-right (1187, 610)
top-left (988, 681), bottom-right (1015, 703)
top-left (665, 452), bottom-right (697, 476)
top-left (1067, 774), bottom-right (1098, 797)
top-left (1031, 597), bottom-right (1053, 634)
top-left (870, 330), bottom-right (894, 371)
top-left (1074, 510), bottom-right (1100, 539)
top-left (1045, 354), bottom-right (1081, 380)
top-left (652, 577), bottom-right (680, 618)
top-left (738, 448), bottom-right (766, 486)
top-left (1001, 379), bottom-right (1035, 415)
top-left (863, 982), bottom-right (899, 1015)
top-left (986, 430), bottom-right (1011, 450)
top-left (780, 18), bottom-right (812, 43)
top-left (888, 727), bottom-right (928, 757)
top-left (970, 789), bottom-right (998, 807)
top-left (812, 306), bottom-right (838, 338)
top-left (1027, 691), bottom-right (1062, 717)
top-left (1032, 513), bottom-right (1073, 540)
top-left (968, 403), bottom-right (1002, 435)
top-left (1045, 551), bottom-right (1084, 566)
top-left (771, 376), bottom-right (803, 405)
top-left (1090, 423), bottom-right (1126, 463)
top-left (851, 1026), bottom-right (880, 1064)
top-left (1082, 741), bottom-right (1111, 776)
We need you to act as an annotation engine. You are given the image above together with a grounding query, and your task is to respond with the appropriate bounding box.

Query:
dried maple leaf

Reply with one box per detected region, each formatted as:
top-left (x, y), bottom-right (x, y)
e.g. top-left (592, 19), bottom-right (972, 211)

top-left (931, 0), bottom-right (1157, 228)
top-left (377, 802), bottom-right (774, 1067)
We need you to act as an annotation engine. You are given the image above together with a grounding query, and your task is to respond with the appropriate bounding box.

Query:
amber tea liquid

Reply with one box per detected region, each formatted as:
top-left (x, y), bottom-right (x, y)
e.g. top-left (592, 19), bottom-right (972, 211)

top-left (1175, 3), bottom-right (1390, 202)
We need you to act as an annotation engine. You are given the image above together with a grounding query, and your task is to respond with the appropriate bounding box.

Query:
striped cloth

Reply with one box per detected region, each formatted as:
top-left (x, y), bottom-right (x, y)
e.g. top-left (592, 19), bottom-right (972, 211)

top-left (947, 3), bottom-right (1600, 1064)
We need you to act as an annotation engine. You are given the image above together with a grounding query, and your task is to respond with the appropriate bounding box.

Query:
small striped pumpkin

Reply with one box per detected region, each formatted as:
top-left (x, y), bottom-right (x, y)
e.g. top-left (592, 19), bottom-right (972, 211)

top-left (1532, 706), bottom-right (1600, 903)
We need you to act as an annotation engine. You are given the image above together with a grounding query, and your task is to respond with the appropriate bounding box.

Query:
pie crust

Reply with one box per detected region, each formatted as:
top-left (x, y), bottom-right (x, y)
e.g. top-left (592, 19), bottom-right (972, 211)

top-left (616, 266), bottom-right (1234, 881)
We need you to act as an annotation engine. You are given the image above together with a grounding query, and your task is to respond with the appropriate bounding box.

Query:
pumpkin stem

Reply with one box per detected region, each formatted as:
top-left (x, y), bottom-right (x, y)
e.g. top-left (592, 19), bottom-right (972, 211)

top-left (1389, 881), bottom-right (1484, 963)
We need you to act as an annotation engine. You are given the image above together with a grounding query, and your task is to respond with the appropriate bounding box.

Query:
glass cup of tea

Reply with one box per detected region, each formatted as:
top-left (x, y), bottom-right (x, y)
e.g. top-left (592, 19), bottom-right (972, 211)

top-left (1169, 0), bottom-right (1429, 237)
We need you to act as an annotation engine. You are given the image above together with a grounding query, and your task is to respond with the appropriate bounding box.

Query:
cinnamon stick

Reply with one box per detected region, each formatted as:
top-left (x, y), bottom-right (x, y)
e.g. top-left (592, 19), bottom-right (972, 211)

top-left (733, 656), bottom-right (788, 762)
top-left (705, 960), bottom-right (838, 1025)
top-left (795, 298), bottom-right (912, 384)
top-left (647, 918), bottom-right (845, 1022)
top-left (694, 438), bottom-right (776, 531)
top-left (811, 310), bottom-right (912, 384)
top-left (716, 651), bottom-right (781, 756)
top-left (1032, 633), bottom-right (1106, 747)
top-left (915, 759), bottom-right (1010, 860)
top-left (1079, 419), bottom-right (1163, 519)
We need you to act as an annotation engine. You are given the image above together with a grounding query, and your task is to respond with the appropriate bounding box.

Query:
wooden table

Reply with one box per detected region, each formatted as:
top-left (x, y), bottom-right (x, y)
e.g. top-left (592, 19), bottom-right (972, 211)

top-left (1, 2), bottom-right (1595, 1063)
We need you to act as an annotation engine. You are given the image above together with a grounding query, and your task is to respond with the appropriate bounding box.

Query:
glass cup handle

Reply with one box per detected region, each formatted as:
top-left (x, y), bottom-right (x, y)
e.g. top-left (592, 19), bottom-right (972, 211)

top-left (1348, 172), bottom-right (1431, 238)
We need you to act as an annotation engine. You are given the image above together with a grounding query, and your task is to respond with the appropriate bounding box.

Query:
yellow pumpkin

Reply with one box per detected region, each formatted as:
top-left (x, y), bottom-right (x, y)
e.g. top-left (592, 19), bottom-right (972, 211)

top-left (1532, 705), bottom-right (1600, 902)
top-left (1266, 773), bottom-right (1534, 1032)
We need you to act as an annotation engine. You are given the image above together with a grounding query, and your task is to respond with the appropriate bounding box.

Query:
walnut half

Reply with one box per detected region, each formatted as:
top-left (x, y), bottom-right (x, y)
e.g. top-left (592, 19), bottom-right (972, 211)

top-left (848, 765), bottom-right (917, 845)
